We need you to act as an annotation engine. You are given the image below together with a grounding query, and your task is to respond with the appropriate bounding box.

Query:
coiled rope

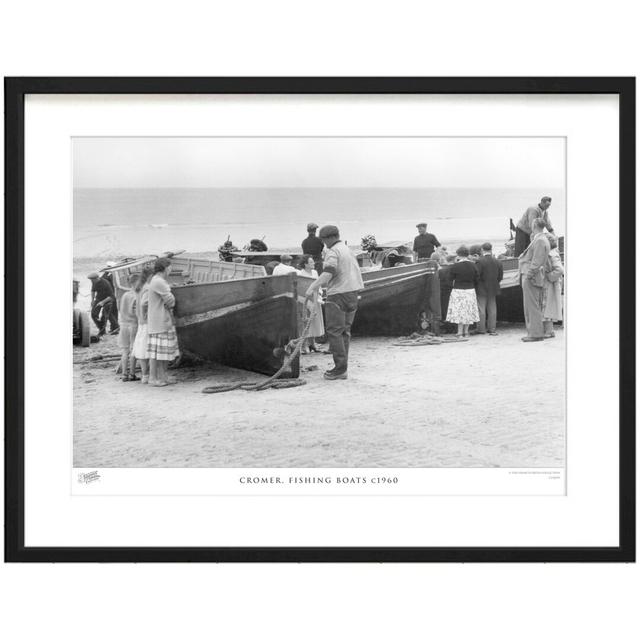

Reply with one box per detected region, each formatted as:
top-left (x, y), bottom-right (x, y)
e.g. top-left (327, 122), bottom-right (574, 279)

top-left (202, 303), bottom-right (318, 393)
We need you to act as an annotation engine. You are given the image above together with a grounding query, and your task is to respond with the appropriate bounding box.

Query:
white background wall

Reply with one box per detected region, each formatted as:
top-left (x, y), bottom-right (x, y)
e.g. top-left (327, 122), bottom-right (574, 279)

top-left (1, 1), bottom-right (638, 638)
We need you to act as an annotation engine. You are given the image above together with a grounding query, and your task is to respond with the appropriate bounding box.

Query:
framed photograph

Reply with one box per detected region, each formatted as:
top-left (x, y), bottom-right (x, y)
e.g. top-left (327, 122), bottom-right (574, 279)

top-left (5, 77), bottom-right (635, 562)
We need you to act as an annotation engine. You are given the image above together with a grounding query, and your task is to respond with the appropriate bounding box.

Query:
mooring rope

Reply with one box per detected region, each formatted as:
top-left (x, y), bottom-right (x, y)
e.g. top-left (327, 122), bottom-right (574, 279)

top-left (391, 334), bottom-right (469, 346)
top-left (202, 303), bottom-right (318, 394)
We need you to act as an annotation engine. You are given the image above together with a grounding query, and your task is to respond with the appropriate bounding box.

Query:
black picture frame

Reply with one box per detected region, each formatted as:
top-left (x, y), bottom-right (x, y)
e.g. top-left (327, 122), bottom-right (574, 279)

top-left (4, 77), bottom-right (635, 563)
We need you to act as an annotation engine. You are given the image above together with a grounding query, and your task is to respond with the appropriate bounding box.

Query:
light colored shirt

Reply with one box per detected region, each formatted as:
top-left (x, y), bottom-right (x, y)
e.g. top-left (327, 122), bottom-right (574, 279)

top-left (272, 263), bottom-right (298, 276)
top-left (118, 290), bottom-right (138, 325)
top-left (517, 206), bottom-right (554, 235)
top-left (322, 241), bottom-right (364, 295)
top-left (148, 274), bottom-right (176, 334)
top-left (518, 232), bottom-right (551, 285)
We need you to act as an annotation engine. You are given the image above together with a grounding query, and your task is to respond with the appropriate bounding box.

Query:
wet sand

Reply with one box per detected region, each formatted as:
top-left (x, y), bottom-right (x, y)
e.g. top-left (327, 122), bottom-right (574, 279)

top-left (73, 324), bottom-right (565, 468)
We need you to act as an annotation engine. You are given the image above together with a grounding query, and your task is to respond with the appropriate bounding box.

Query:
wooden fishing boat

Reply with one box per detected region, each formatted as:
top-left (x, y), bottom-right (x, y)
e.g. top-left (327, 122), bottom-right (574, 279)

top-left (229, 251), bottom-right (301, 272)
top-left (103, 253), bottom-right (437, 376)
top-left (353, 261), bottom-right (438, 335)
top-left (103, 255), bottom-right (301, 378)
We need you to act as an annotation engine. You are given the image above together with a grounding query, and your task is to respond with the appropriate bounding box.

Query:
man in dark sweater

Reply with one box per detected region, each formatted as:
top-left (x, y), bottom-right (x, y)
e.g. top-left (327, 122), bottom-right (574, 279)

top-left (88, 271), bottom-right (118, 337)
top-left (301, 222), bottom-right (324, 272)
top-left (412, 223), bottom-right (440, 262)
top-left (475, 243), bottom-right (504, 335)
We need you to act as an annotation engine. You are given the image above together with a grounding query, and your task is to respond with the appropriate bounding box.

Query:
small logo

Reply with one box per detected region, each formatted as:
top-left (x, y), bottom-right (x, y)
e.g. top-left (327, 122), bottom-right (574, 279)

top-left (78, 470), bottom-right (101, 484)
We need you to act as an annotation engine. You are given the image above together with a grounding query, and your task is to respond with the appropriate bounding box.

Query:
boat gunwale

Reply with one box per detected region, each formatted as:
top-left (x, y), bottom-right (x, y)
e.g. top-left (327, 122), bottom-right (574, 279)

top-left (170, 272), bottom-right (296, 291)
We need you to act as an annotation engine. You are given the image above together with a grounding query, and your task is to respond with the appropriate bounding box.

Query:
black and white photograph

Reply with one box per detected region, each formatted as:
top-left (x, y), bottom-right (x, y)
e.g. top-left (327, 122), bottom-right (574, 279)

top-left (72, 136), bottom-right (566, 472)
top-left (7, 75), bottom-right (631, 561)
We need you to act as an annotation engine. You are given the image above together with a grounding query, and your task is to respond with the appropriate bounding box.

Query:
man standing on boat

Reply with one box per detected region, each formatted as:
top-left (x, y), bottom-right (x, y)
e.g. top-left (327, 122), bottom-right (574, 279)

top-left (304, 225), bottom-right (364, 381)
top-left (518, 218), bottom-right (550, 342)
top-left (413, 223), bottom-right (441, 263)
top-left (514, 196), bottom-right (554, 256)
top-left (301, 222), bottom-right (324, 272)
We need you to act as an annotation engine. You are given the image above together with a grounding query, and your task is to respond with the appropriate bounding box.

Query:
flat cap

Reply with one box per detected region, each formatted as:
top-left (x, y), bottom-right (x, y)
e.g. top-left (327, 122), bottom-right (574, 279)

top-left (87, 271), bottom-right (100, 279)
top-left (307, 222), bottom-right (319, 231)
top-left (416, 222), bottom-right (427, 228)
top-left (280, 254), bottom-right (293, 262)
top-left (318, 224), bottom-right (340, 238)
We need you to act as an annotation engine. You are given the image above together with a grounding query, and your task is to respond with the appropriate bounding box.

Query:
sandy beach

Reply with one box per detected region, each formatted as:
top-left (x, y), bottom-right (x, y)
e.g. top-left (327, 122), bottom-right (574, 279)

top-left (73, 324), bottom-right (565, 468)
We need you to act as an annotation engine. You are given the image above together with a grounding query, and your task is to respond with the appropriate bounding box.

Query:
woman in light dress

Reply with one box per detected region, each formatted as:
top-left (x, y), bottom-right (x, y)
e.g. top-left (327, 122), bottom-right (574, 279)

top-left (542, 235), bottom-right (564, 338)
top-left (445, 245), bottom-right (480, 338)
top-left (298, 254), bottom-right (325, 353)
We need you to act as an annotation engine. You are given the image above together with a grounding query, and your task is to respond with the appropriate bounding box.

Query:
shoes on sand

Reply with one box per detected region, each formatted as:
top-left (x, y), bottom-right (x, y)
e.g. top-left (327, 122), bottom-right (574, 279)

top-left (324, 369), bottom-right (348, 380)
top-left (521, 336), bottom-right (544, 342)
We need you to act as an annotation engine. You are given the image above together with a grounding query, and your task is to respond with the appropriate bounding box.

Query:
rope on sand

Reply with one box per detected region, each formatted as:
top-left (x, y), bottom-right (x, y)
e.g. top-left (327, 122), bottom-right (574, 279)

top-left (202, 305), bottom-right (317, 394)
top-left (392, 333), bottom-right (469, 346)
top-left (201, 379), bottom-right (307, 393)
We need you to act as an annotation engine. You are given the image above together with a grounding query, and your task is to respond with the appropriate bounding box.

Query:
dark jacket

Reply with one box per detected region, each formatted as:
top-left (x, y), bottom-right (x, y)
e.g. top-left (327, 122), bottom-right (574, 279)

top-left (439, 265), bottom-right (454, 292)
top-left (413, 233), bottom-right (440, 259)
top-left (301, 235), bottom-right (324, 257)
top-left (449, 260), bottom-right (478, 290)
top-left (476, 254), bottom-right (504, 297)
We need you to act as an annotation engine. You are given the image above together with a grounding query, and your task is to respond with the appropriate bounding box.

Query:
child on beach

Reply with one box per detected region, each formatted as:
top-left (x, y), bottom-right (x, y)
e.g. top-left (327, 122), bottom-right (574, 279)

top-left (131, 266), bottom-right (153, 384)
top-left (446, 245), bottom-right (480, 338)
top-left (118, 274), bottom-right (140, 381)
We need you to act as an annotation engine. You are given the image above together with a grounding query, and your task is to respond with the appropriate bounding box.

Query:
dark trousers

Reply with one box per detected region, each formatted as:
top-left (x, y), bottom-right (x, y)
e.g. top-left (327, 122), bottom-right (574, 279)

top-left (91, 300), bottom-right (118, 333)
top-left (477, 293), bottom-right (497, 333)
top-left (515, 228), bottom-right (530, 256)
top-left (324, 292), bottom-right (359, 374)
top-left (522, 278), bottom-right (544, 338)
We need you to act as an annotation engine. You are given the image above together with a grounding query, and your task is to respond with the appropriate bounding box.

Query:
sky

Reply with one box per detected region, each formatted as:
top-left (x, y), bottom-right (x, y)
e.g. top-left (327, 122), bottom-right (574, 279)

top-left (73, 137), bottom-right (565, 190)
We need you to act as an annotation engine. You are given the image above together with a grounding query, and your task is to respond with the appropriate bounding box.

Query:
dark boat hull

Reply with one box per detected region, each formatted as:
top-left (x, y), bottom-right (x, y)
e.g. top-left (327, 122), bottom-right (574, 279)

top-left (352, 263), bottom-right (437, 335)
top-left (497, 280), bottom-right (525, 322)
top-left (173, 274), bottom-right (300, 378)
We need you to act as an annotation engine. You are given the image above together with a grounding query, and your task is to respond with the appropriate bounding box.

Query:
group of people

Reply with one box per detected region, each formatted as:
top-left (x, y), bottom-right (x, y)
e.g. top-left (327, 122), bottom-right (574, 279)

top-left (86, 197), bottom-right (562, 387)
top-left (88, 257), bottom-right (180, 387)
top-left (424, 195), bottom-right (563, 342)
top-left (440, 242), bottom-right (504, 338)
top-left (411, 222), bottom-right (506, 338)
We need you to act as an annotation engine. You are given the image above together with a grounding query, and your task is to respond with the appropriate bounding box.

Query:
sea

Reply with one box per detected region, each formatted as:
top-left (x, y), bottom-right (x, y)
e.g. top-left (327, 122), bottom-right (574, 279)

top-left (74, 187), bottom-right (565, 259)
